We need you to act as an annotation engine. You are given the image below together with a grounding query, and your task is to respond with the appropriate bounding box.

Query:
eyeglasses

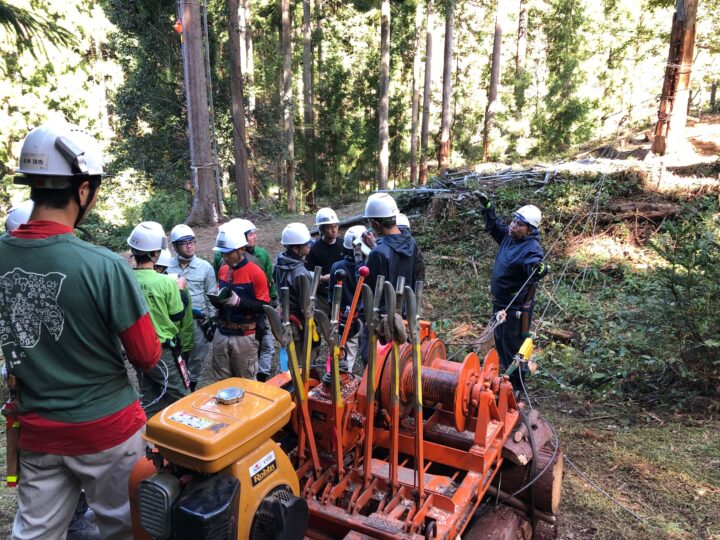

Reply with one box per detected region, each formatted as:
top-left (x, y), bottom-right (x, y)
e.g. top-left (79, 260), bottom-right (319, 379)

top-left (176, 239), bottom-right (196, 247)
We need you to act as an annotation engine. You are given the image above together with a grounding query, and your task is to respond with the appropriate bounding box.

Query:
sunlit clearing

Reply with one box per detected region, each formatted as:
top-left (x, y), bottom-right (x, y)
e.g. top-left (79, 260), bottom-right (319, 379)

top-left (568, 233), bottom-right (662, 269)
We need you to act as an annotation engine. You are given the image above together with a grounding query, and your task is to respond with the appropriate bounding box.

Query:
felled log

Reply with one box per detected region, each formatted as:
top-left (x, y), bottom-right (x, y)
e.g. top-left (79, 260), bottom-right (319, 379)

top-left (513, 410), bottom-right (540, 442)
top-left (484, 487), bottom-right (556, 526)
top-left (544, 328), bottom-right (576, 343)
top-left (533, 519), bottom-right (560, 540)
top-left (494, 444), bottom-right (563, 515)
top-left (463, 505), bottom-right (532, 540)
top-left (503, 416), bottom-right (555, 466)
top-left (596, 201), bottom-right (680, 222)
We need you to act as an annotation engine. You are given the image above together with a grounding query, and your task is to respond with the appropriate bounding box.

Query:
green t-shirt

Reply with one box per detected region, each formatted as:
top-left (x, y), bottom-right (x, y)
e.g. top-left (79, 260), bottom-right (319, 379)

top-left (178, 289), bottom-right (194, 353)
top-left (133, 269), bottom-right (184, 342)
top-left (0, 233), bottom-right (148, 422)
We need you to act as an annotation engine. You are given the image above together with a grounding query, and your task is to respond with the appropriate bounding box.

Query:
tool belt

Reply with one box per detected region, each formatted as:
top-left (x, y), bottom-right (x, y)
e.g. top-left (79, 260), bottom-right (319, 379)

top-left (217, 320), bottom-right (256, 334)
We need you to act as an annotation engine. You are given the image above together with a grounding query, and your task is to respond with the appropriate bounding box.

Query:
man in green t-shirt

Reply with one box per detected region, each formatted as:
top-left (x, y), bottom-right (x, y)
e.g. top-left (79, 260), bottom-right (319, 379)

top-left (1, 121), bottom-right (162, 540)
top-left (127, 222), bottom-right (190, 415)
top-left (155, 248), bottom-right (194, 361)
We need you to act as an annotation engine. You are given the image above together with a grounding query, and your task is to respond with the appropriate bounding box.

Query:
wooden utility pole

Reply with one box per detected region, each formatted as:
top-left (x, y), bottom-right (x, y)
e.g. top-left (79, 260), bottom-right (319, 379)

top-left (302, 0), bottom-right (315, 206)
top-left (409, 2), bottom-right (423, 185)
top-left (651, 0), bottom-right (698, 155)
top-left (419, 0), bottom-right (433, 185)
top-left (377, 0), bottom-right (391, 190)
top-left (280, 0), bottom-right (296, 212)
top-left (180, 0), bottom-right (221, 225)
top-left (227, 0), bottom-right (252, 210)
top-left (483, 0), bottom-right (504, 161)
top-left (437, 0), bottom-right (454, 173)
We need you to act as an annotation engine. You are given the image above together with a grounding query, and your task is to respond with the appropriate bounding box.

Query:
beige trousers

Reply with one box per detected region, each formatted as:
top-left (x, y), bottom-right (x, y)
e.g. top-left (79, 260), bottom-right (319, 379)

top-left (212, 331), bottom-right (259, 380)
top-left (11, 428), bottom-right (146, 540)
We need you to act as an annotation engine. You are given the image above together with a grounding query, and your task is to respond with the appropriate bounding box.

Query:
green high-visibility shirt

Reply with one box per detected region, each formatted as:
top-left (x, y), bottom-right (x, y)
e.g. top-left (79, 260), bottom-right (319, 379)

top-left (134, 269), bottom-right (184, 342)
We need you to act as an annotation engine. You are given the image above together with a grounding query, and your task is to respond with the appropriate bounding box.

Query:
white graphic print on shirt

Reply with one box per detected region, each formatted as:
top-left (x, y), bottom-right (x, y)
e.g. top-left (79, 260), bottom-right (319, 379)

top-left (0, 268), bottom-right (66, 348)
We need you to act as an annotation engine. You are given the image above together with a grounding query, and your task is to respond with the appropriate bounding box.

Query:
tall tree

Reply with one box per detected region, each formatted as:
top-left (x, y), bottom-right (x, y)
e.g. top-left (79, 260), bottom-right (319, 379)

top-left (419, 0), bottom-right (434, 185)
top-left (409, 1), bottom-right (423, 185)
top-left (514, 0), bottom-right (528, 119)
top-left (437, 0), bottom-right (454, 172)
top-left (0, 1), bottom-right (75, 55)
top-left (377, 0), bottom-right (391, 190)
top-left (482, 0), bottom-right (505, 161)
top-left (651, 0), bottom-right (698, 155)
top-left (302, 0), bottom-right (315, 206)
top-left (242, 0), bottom-right (255, 114)
top-left (182, 0), bottom-right (222, 225)
top-left (227, 0), bottom-right (252, 210)
top-left (281, 0), bottom-right (296, 211)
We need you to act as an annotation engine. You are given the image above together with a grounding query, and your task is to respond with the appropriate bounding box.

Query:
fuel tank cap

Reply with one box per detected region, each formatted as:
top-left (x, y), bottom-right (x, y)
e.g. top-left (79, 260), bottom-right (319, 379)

top-left (215, 387), bottom-right (245, 405)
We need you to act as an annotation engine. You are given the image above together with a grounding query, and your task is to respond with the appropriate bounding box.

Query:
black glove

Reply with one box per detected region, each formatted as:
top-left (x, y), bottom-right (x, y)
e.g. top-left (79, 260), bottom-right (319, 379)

top-left (533, 262), bottom-right (549, 279)
top-left (201, 317), bottom-right (217, 342)
top-left (477, 192), bottom-right (491, 208)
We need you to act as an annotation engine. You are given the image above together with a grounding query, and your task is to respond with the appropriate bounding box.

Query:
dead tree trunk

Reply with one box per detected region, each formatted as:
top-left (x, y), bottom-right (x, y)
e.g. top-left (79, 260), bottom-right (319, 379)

top-left (302, 0), bottom-right (315, 206)
top-left (437, 0), bottom-right (454, 173)
top-left (377, 0), bottom-right (391, 190)
top-left (182, 0), bottom-right (221, 225)
top-left (482, 0), bottom-right (504, 161)
top-left (281, 0), bottom-right (296, 212)
top-left (227, 0), bottom-right (252, 210)
top-left (409, 2), bottom-right (423, 185)
top-left (419, 0), bottom-right (433, 185)
top-left (651, 0), bottom-right (698, 155)
top-left (515, 0), bottom-right (527, 119)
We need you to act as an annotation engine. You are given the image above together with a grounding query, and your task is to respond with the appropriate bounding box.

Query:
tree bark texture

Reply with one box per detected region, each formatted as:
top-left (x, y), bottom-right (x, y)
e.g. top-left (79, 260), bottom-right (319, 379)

top-left (437, 0), bottom-right (454, 173)
top-left (462, 506), bottom-right (532, 540)
top-left (303, 0), bottom-right (315, 206)
top-left (409, 2), bottom-right (423, 185)
top-left (182, 0), bottom-right (221, 225)
top-left (651, 0), bottom-right (698, 155)
top-left (281, 0), bottom-right (296, 212)
top-left (419, 0), bottom-right (433, 185)
top-left (711, 81), bottom-right (718, 113)
top-left (483, 0), bottom-right (504, 161)
top-left (515, 0), bottom-right (527, 119)
top-left (227, 0), bottom-right (251, 210)
top-left (377, 0), bottom-right (391, 190)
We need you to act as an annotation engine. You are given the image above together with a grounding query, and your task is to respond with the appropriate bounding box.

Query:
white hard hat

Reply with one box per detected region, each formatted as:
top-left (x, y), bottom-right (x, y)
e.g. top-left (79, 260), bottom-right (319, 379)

top-left (5, 200), bottom-right (34, 232)
top-left (281, 222), bottom-right (311, 246)
top-left (343, 225), bottom-right (367, 249)
top-left (127, 221), bottom-right (168, 252)
top-left (315, 207), bottom-right (339, 226)
top-left (396, 213), bottom-right (410, 230)
top-left (364, 193), bottom-right (399, 219)
top-left (156, 249), bottom-right (172, 267)
top-left (170, 224), bottom-right (195, 243)
top-left (228, 218), bottom-right (257, 234)
top-left (513, 205), bottom-right (542, 228)
top-left (213, 221), bottom-right (248, 252)
top-left (15, 121), bottom-right (104, 187)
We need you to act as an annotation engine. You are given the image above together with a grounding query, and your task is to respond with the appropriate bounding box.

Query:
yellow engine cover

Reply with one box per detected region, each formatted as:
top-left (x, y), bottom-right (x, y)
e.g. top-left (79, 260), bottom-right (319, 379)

top-left (144, 378), bottom-right (294, 473)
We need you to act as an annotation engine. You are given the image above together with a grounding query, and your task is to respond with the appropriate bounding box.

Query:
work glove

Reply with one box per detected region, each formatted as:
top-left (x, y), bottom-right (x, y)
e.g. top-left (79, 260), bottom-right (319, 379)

top-left (206, 287), bottom-right (240, 308)
top-left (533, 262), bottom-right (549, 280)
top-left (477, 192), bottom-right (491, 209)
top-left (376, 313), bottom-right (408, 345)
top-left (201, 317), bottom-right (217, 342)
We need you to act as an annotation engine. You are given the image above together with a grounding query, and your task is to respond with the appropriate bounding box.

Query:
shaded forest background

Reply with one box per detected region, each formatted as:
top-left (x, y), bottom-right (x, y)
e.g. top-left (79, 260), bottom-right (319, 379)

top-left (1, 0), bottom-right (719, 229)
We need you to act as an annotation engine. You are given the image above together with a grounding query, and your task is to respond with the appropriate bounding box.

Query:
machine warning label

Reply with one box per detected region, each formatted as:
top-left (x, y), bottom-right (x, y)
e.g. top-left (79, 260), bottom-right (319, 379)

top-left (249, 450), bottom-right (277, 487)
top-left (169, 411), bottom-right (215, 430)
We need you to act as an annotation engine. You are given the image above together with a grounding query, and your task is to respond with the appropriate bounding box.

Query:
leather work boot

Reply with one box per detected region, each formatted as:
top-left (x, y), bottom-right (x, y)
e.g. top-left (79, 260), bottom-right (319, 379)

top-left (67, 492), bottom-right (101, 540)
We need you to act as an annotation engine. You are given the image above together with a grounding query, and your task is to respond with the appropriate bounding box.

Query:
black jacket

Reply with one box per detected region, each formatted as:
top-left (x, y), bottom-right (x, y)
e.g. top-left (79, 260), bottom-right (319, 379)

top-left (483, 204), bottom-right (544, 309)
top-left (365, 232), bottom-right (422, 312)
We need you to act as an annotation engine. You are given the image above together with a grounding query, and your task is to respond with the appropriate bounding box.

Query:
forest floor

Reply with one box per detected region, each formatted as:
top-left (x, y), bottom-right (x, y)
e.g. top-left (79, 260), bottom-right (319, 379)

top-left (1, 118), bottom-right (719, 538)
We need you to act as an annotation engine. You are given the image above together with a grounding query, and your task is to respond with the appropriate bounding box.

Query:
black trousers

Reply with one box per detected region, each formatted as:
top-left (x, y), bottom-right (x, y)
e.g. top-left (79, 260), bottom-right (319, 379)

top-left (493, 305), bottom-right (533, 387)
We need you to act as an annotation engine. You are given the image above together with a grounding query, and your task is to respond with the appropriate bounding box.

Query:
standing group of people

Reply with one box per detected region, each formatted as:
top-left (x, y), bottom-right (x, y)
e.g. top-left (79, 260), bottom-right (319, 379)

top-left (1, 121), bottom-right (547, 539)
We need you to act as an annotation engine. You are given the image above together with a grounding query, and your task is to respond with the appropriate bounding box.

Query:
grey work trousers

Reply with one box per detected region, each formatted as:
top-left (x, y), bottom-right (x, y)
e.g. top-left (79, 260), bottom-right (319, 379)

top-left (212, 331), bottom-right (259, 380)
top-left (187, 321), bottom-right (210, 384)
top-left (11, 429), bottom-right (146, 540)
top-left (138, 348), bottom-right (190, 417)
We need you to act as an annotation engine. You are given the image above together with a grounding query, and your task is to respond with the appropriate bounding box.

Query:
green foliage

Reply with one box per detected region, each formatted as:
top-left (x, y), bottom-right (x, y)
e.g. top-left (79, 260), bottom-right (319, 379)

top-left (0, 0), bottom-right (76, 57)
top-left (649, 198), bottom-right (720, 390)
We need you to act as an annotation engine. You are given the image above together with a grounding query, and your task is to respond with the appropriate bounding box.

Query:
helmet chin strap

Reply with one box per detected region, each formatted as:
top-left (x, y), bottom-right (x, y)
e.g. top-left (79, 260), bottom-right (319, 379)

top-left (74, 181), bottom-right (99, 228)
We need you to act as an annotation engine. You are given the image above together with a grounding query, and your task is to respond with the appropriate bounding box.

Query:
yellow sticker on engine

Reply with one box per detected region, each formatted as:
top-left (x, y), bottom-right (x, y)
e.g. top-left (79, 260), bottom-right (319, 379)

top-left (249, 450), bottom-right (277, 486)
top-left (169, 411), bottom-right (216, 430)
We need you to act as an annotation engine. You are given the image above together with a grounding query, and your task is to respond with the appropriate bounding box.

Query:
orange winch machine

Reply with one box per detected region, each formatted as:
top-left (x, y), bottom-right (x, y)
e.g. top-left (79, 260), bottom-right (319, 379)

top-left (128, 273), bottom-right (546, 539)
